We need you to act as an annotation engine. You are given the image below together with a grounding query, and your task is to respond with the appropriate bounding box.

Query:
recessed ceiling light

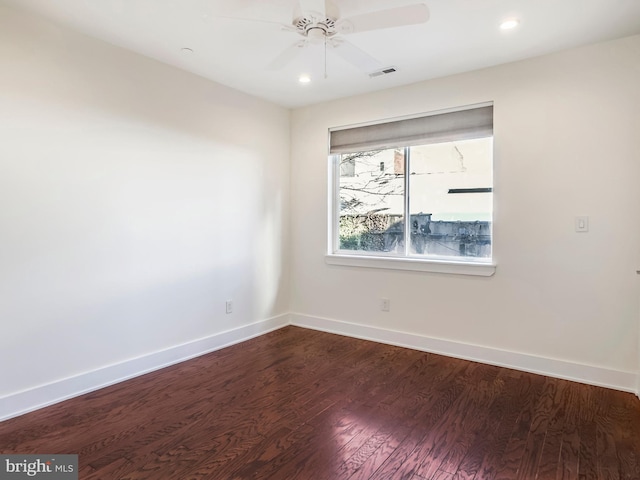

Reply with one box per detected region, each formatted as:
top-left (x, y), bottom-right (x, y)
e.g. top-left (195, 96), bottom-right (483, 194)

top-left (181, 47), bottom-right (194, 55)
top-left (500, 19), bottom-right (520, 30)
top-left (298, 74), bottom-right (311, 84)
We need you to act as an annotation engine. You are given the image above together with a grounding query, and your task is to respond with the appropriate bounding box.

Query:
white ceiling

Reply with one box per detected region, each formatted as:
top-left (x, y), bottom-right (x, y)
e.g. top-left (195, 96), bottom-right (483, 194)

top-left (4, 0), bottom-right (640, 108)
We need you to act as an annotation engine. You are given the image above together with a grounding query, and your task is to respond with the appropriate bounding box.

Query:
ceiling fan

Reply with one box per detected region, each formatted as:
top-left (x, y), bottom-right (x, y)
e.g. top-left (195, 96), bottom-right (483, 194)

top-left (265, 0), bottom-right (430, 76)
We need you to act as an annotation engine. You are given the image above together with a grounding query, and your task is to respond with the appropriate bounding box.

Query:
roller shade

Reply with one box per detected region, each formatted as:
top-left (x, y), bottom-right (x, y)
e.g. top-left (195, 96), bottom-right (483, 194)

top-left (330, 105), bottom-right (493, 154)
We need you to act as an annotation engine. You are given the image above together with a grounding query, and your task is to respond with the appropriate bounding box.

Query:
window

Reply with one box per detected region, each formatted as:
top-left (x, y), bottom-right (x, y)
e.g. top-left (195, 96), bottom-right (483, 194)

top-left (329, 104), bottom-right (494, 273)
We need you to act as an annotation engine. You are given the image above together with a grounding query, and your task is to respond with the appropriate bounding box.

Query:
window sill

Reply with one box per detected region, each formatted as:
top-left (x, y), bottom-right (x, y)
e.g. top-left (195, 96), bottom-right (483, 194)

top-left (325, 253), bottom-right (496, 276)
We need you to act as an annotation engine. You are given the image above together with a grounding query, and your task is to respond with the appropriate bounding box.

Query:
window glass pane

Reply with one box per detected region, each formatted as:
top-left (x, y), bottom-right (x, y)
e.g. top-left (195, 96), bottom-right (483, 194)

top-left (408, 137), bottom-right (492, 259)
top-left (338, 149), bottom-right (405, 253)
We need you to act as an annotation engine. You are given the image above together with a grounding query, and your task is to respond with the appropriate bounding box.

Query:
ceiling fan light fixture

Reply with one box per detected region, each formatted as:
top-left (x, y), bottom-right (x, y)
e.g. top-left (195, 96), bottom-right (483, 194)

top-left (307, 26), bottom-right (327, 41)
top-left (500, 19), bottom-right (520, 30)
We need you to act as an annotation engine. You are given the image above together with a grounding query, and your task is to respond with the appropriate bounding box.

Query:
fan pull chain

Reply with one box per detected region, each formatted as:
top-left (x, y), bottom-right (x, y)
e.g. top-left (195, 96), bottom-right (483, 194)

top-left (324, 36), bottom-right (328, 79)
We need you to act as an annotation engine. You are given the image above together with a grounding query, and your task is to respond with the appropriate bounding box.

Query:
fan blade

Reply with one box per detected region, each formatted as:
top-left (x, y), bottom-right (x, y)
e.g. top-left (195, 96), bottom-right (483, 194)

top-left (216, 15), bottom-right (291, 27)
top-left (297, 0), bottom-right (326, 20)
top-left (267, 40), bottom-right (307, 70)
top-left (329, 38), bottom-right (384, 74)
top-left (203, 0), bottom-right (254, 16)
top-left (336, 3), bottom-right (429, 35)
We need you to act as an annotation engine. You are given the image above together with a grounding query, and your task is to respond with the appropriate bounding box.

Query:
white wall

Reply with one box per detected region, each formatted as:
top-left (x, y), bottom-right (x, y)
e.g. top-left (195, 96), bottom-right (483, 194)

top-left (0, 5), bottom-right (290, 400)
top-left (1, 3), bottom-right (639, 418)
top-left (290, 35), bottom-right (640, 388)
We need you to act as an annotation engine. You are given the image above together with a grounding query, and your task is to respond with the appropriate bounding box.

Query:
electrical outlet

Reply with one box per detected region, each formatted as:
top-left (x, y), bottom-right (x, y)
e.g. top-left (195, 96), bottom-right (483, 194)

top-left (380, 298), bottom-right (390, 312)
top-left (225, 300), bottom-right (233, 314)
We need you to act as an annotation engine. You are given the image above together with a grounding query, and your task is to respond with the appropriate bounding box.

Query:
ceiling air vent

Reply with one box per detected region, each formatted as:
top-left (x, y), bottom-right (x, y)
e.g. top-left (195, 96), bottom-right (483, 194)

top-left (369, 67), bottom-right (397, 78)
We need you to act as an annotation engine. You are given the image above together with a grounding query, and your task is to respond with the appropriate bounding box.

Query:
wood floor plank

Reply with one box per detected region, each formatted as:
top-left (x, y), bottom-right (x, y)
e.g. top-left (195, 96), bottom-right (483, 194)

top-left (516, 379), bottom-right (567, 479)
top-left (345, 425), bottom-right (410, 480)
top-left (448, 371), bottom-right (514, 479)
top-left (578, 421), bottom-right (598, 480)
top-left (1, 326), bottom-right (639, 480)
top-left (558, 426), bottom-right (581, 480)
top-left (596, 425), bottom-right (620, 480)
top-left (413, 369), bottom-right (488, 477)
top-left (367, 359), bottom-right (473, 479)
top-left (433, 365), bottom-right (502, 476)
top-left (474, 371), bottom-right (545, 480)
top-left (532, 384), bottom-right (568, 479)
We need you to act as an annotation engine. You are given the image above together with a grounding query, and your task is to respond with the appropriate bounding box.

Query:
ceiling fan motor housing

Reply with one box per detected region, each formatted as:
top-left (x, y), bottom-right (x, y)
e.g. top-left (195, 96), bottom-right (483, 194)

top-left (294, 15), bottom-right (337, 40)
top-left (292, 0), bottom-right (340, 40)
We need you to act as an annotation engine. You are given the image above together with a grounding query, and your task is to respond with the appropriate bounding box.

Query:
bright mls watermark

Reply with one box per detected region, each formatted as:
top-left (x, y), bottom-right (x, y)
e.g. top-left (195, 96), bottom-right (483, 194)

top-left (1, 455), bottom-right (77, 479)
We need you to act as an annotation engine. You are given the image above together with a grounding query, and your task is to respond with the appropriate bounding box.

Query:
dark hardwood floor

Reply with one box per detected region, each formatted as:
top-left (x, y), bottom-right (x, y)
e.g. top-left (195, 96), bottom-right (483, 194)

top-left (1, 326), bottom-right (639, 479)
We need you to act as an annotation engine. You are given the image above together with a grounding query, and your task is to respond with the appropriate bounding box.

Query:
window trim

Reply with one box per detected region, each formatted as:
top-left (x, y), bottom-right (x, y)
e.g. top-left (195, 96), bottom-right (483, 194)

top-left (327, 103), bottom-right (496, 276)
top-left (325, 253), bottom-right (496, 276)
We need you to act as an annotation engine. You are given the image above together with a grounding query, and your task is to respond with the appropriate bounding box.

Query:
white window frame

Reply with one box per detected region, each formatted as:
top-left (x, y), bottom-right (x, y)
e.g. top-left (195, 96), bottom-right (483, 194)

top-left (326, 103), bottom-right (496, 277)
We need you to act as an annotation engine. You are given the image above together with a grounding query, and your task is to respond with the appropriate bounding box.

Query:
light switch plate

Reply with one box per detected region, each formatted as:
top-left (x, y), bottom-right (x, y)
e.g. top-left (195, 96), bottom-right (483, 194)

top-left (575, 216), bottom-right (589, 232)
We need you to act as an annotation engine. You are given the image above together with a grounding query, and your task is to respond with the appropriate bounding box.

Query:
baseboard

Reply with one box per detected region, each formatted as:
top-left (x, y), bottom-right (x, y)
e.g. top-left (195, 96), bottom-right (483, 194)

top-left (2, 312), bottom-right (636, 422)
top-left (0, 314), bottom-right (290, 422)
top-left (290, 313), bottom-right (638, 394)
